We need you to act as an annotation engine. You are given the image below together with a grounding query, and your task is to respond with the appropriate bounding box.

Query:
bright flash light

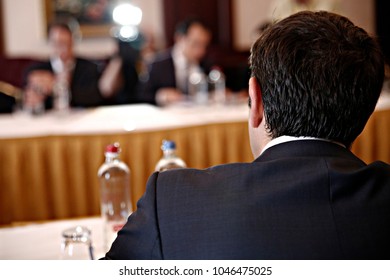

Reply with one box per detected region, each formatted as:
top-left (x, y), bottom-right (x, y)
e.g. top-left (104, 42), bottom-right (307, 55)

top-left (119, 25), bottom-right (138, 40)
top-left (113, 3), bottom-right (142, 26)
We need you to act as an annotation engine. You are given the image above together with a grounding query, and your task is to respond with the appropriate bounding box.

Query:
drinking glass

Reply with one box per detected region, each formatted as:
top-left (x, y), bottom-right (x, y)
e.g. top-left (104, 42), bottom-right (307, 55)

top-left (60, 226), bottom-right (94, 260)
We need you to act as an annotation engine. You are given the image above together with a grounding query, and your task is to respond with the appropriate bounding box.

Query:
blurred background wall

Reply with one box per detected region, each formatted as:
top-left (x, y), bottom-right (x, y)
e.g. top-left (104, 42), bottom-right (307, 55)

top-left (0, 0), bottom-right (378, 59)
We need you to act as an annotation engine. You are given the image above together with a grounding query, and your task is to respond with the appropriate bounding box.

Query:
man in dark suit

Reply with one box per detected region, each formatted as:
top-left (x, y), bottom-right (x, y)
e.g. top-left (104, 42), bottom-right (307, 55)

top-left (103, 11), bottom-right (390, 259)
top-left (23, 19), bottom-right (104, 112)
top-left (140, 18), bottom-right (212, 106)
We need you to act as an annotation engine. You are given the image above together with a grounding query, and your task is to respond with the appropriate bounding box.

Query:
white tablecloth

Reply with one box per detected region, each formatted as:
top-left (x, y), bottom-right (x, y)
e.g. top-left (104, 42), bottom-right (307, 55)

top-left (0, 217), bottom-right (106, 260)
top-left (0, 102), bottom-right (249, 139)
top-left (1, 91), bottom-right (389, 139)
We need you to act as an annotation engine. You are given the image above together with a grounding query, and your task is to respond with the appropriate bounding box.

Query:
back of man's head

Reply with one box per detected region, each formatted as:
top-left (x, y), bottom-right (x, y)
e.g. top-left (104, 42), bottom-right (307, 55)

top-left (250, 11), bottom-right (384, 147)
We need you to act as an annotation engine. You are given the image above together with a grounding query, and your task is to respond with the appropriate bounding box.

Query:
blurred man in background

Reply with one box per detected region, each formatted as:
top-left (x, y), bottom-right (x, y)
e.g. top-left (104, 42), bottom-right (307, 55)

top-left (140, 18), bottom-right (212, 106)
top-left (23, 18), bottom-right (105, 113)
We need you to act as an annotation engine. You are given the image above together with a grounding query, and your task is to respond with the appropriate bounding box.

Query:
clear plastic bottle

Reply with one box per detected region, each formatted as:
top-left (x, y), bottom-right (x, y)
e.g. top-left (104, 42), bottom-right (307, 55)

top-left (188, 69), bottom-right (209, 105)
top-left (208, 66), bottom-right (226, 105)
top-left (97, 142), bottom-right (132, 252)
top-left (53, 75), bottom-right (71, 116)
top-left (155, 140), bottom-right (187, 172)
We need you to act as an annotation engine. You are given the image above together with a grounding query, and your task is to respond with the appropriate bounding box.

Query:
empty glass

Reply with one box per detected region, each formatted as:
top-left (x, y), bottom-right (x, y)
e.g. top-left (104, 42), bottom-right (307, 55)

top-left (60, 226), bottom-right (94, 260)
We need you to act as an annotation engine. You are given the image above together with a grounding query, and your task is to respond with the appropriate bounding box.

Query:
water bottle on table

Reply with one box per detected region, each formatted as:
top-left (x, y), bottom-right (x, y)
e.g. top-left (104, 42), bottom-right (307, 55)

top-left (53, 75), bottom-right (71, 116)
top-left (97, 142), bottom-right (132, 252)
top-left (208, 66), bottom-right (226, 105)
top-left (189, 69), bottom-right (209, 105)
top-left (155, 140), bottom-right (187, 171)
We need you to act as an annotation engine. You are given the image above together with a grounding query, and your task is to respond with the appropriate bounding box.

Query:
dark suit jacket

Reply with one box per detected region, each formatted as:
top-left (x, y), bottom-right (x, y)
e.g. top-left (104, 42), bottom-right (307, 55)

top-left (104, 140), bottom-right (390, 259)
top-left (0, 92), bottom-right (16, 113)
top-left (139, 50), bottom-right (176, 104)
top-left (24, 58), bottom-right (104, 108)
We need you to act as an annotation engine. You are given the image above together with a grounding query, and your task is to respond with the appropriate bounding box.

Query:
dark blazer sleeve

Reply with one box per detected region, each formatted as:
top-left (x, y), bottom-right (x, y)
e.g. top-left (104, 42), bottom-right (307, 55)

top-left (103, 172), bottom-right (163, 260)
top-left (70, 58), bottom-right (104, 107)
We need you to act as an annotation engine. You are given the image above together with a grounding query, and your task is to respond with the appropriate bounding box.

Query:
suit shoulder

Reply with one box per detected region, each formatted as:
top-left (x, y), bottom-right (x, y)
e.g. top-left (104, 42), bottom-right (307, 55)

top-left (150, 50), bottom-right (173, 65)
top-left (366, 160), bottom-right (390, 180)
top-left (369, 160), bottom-right (390, 169)
top-left (156, 162), bottom-right (252, 185)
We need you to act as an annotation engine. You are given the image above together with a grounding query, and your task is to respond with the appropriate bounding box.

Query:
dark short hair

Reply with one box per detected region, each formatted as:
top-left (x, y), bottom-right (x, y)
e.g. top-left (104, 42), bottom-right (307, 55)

top-left (256, 21), bottom-right (272, 34)
top-left (175, 17), bottom-right (210, 36)
top-left (47, 16), bottom-right (80, 39)
top-left (250, 11), bottom-right (384, 147)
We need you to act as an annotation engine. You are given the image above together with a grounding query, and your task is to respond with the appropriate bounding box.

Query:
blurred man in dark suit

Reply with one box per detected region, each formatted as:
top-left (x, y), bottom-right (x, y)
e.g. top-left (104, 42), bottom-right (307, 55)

top-left (103, 11), bottom-right (390, 259)
top-left (140, 18), bottom-right (212, 106)
top-left (23, 19), bottom-right (105, 112)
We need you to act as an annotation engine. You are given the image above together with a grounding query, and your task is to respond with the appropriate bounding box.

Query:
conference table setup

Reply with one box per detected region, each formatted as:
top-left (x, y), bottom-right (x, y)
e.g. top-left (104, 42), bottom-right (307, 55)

top-left (0, 99), bottom-right (253, 226)
top-left (1, 91), bottom-right (390, 259)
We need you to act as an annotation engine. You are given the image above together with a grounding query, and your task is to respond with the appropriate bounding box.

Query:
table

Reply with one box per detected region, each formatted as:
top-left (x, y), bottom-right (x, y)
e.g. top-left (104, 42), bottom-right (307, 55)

top-left (0, 102), bottom-right (253, 225)
top-left (0, 216), bottom-right (105, 260)
top-left (1, 95), bottom-right (389, 226)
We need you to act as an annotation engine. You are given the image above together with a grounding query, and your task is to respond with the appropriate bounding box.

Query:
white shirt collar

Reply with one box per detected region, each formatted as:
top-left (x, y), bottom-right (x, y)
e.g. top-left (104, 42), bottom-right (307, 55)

top-left (260, 135), bottom-right (346, 155)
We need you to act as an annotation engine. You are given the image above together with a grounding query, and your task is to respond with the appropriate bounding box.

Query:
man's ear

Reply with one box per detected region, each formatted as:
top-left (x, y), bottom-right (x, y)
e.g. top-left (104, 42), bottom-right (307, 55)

top-left (248, 77), bottom-right (264, 128)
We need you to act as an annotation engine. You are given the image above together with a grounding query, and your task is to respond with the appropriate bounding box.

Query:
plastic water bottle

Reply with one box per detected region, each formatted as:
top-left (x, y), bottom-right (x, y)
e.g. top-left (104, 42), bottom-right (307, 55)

top-left (155, 140), bottom-right (187, 171)
top-left (53, 75), bottom-right (70, 116)
top-left (208, 66), bottom-right (226, 105)
top-left (97, 142), bottom-right (132, 252)
top-left (188, 69), bottom-right (209, 105)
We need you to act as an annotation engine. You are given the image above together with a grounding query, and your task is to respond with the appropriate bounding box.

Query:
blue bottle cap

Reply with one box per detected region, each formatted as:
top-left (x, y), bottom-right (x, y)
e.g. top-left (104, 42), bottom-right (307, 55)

top-left (161, 140), bottom-right (176, 151)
